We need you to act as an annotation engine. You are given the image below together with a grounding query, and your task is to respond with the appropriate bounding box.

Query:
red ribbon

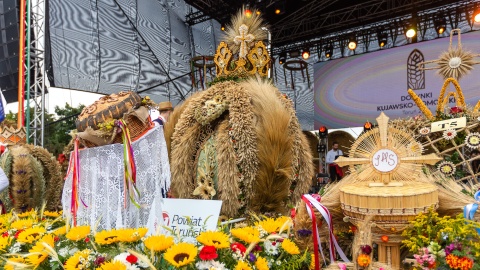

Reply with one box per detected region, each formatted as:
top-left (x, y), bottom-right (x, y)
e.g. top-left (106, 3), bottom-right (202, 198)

top-left (301, 196), bottom-right (320, 270)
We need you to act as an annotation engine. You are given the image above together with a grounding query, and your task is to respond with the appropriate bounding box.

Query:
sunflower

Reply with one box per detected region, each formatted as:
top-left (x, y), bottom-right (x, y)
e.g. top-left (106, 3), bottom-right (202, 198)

top-left (163, 243), bottom-right (197, 268)
top-left (26, 234), bottom-right (55, 267)
top-left (230, 226), bottom-right (261, 244)
top-left (17, 227), bottom-right (46, 244)
top-left (5, 256), bottom-right (27, 270)
top-left (196, 231), bottom-right (230, 249)
top-left (10, 218), bottom-right (34, 230)
top-left (53, 226), bottom-right (67, 236)
top-left (144, 234), bottom-right (174, 252)
top-left (275, 216), bottom-right (291, 230)
top-left (0, 235), bottom-right (12, 252)
top-left (95, 260), bottom-right (127, 270)
top-left (281, 239), bottom-right (300, 255)
top-left (255, 256), bottom-right (269, 270)
top-left (17, 209), bottom-right (36, 218)
top-left (256, 218), bottom-right (280, 234)
top-left (235, 261), bottom-right (253, 270)
top-left (43, 210), bottom-right (62, 218)
top-left (94, 229), bottom-right (119, 245)
top-left (66, 225), bottom-right (91, 241)
top-left (65, 249), bottom-right (93, 270)
top-left (116, 227), bottom-right (148, 242)
top-left (0, 215), bottom-right (11, 230)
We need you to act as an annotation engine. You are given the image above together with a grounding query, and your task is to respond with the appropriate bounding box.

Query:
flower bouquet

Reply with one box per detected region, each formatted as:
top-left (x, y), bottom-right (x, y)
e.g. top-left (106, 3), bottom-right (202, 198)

top-left (0, 210), bottom-right (313, 270)
top-left (402, 208), bottom-right (480, 270)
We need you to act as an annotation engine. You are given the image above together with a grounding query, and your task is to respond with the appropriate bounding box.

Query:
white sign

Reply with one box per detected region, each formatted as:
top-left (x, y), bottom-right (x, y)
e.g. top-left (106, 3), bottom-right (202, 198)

top-left (372, 149), bottom-right (398, 173)
top-left (161, 199), bottom-right (222, 243)
top-left (431, 117), bottom-right (466, 132)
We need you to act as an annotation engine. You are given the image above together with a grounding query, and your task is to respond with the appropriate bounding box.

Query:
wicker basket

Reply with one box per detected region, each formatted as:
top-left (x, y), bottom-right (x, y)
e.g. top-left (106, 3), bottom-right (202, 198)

top-left (340, 182), bottom-right (438, 229)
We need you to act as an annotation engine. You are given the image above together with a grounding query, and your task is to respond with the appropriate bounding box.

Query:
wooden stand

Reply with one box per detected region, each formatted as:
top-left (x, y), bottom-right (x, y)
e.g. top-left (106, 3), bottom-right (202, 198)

top-left (377, 241), bottom-right (401, 269)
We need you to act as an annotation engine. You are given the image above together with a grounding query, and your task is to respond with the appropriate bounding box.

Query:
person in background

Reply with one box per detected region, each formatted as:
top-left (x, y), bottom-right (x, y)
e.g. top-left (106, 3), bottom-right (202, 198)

top-left (326, 141), bottom-right (343, 182)
top-left (153, 101), bottom-right (174, 126)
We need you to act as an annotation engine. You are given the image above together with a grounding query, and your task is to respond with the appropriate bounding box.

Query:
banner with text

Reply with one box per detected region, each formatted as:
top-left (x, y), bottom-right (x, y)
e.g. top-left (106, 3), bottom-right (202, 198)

top-left (161, 199), bottom-right (222, 243)
top-left (314, 31), bottom-right (480, 129)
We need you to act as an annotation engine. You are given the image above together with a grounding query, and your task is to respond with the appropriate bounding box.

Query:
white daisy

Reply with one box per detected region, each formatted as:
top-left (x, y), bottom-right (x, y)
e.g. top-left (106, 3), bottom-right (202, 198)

top-left (442, 129), bottom-right (457, 140)
top-left (465, 133), bottom-right (480, 149)
top-left (437, 161), bottom-right (456, 176)
top-left (419, 127), bottom-right (430, 136)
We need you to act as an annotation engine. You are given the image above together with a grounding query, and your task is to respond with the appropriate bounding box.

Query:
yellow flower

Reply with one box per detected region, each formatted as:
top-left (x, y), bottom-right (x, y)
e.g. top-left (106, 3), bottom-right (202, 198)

top-left (256, 218), bottom-right (280, 234)
top-left (17, 227), bottom-right (47, 244)
top-left (66, 225), bottom-right (91, 241)
top-left (5, 256), bottom-right (27, 270)
top-left (0, 235), bottom-right (12, 252)
top-left (235, 261), bottom-right (253, 270)
top-left (163, 243), bottom-right (197, 268)
top-left (282, 239), bottom-right (300, 255)
top-left (17, 209), bottom-right (36, 218)
top-left (255, 256), bottom-right (269, 270)
top-left (53, 226), bottom-right (67, 236)
top-left (309, 253), bottom-right (316, 270)
top-left (275, 216), bottom-right (291, 230)
top-left (10, 218), bottom-right (34, 230)
top-left (0, 214), bottom-right (11, 230)
top-left (196, 230), bottom-right (230, 249)
top-left (230, 226), bottom-right (261, 244)
top-left (43, 210), bottom-right (62, 218)
top-left (65, 249), bottom-right (93, 270)
top-left (26, 234), bottom-right (55, 267)
top-left (116, 227), bottom-right (148, 242)
top-left (96, 260), bottom-right (127, 270)
top-left (144, 235), bottom-right (174, 252)
top-left (94, 229), bottom-right (119, 245)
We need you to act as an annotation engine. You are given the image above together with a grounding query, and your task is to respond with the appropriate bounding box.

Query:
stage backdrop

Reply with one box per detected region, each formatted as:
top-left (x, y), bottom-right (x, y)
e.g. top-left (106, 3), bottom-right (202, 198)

top-left (314, 30), bottom-right (480, 129)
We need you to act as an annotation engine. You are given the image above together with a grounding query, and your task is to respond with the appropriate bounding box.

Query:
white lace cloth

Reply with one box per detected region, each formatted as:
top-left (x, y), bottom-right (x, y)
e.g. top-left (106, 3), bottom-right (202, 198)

top-left (62, 126), bottom-right (170, 231)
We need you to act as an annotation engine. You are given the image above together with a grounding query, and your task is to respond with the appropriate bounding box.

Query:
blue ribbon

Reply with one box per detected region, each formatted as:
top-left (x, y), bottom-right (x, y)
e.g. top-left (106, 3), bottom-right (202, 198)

top-left (464, 190), bottom-right (480, 234)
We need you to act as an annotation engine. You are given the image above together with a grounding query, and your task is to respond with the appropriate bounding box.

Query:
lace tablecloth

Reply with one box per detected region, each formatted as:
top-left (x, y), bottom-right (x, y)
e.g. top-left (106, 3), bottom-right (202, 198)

top-left (62, 126), bottom-right (170, 231)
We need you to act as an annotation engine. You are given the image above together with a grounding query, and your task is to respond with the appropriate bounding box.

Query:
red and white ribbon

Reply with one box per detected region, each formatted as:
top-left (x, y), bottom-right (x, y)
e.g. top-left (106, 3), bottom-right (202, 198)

top-left (301, 194), bottom-right (350, 269)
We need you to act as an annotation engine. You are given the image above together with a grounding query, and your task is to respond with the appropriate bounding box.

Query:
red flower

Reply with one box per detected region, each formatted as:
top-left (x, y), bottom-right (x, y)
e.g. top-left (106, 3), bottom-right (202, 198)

top-left (449, 106), bottom-right (463, 114)
top-left (14, 230), bottom-right (24, 239)
top-left (54, 236), bottom-right (60, 242)
top-left (85, 237), bottom-right (90, 243)
top-left (2, 231), bottom-right (8, 237)
top-left (254, 244), bottom-right (262, 252)
top-left (199, 245), bottom-right (218, 260)
top-left (126, 254), bottom-right (138, 264)
top-left (231, 242), bottom-right (247, 254)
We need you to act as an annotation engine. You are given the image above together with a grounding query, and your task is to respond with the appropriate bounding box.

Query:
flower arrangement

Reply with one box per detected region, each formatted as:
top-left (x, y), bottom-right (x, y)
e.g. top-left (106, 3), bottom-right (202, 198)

top-left (402, 208), bottom-right (480, 270)
top-left (0, 210), bottom-right (312, 270)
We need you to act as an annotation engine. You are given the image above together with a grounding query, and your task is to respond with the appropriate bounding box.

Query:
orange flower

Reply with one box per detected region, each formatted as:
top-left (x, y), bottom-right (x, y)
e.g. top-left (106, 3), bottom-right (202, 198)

top-left (380, 235), bottom-right (389, 242)
top-left (357, 254), bottom-right (371, 267)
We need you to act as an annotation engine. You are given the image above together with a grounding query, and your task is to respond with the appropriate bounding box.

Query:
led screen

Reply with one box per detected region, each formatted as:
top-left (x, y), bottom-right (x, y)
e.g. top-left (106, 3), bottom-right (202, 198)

top-left (314, 30), bottom-right (480, 129)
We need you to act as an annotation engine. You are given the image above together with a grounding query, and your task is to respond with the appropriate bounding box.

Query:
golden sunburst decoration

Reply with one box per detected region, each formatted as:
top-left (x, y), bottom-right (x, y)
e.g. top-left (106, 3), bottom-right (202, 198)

top-left (418, 29), bottom-right (480, 80)
top-left (335, 113), bottom-right (442, 185)
top-left (223, 7), bottom-right (268, 58)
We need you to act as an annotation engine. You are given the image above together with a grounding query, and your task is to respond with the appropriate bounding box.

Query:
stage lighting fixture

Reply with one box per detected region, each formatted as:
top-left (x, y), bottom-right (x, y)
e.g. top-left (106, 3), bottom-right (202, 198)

top-left (363, 121), bottom-right (372, 131)
top-left (324, 45), bottom-right (333, 58)
top-left (221, 23), bottom-right (225, 31)
top-left (377, 31), bottom-right (388, 48)
top-left (318, 126), bottom-right (328, 138)
top-left (302, 48), bottom-right (310, 60)
top-left (256, 10), bottom-right (261, 15)
top-left (475, 11), bottom-right (480, 23)
top-left (289, 50), bottom-right (300, 58)
top-left (348, 37), bottom-right (357, 50)
top-left (274, 1), bottom-right (285, 15)
top-left (405, 22), bottom-right (417, 38)
top-left (434, 16), bottom-right (447, 35)
top-left (245, 7), bottom-right (253, 18)
top-left (278, 52), bottom-right (286, 65)
top-left (317, 143), bottom-right (327, 153)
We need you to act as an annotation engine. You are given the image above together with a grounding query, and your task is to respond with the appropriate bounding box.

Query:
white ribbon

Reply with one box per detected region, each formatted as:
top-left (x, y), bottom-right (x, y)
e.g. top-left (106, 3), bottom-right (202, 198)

top-left (304, 194), bottom-right (351, 263)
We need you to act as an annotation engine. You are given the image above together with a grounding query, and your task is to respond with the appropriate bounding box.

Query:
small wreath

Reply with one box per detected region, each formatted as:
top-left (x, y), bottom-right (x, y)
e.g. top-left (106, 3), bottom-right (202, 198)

top-left (442, 129), bottom-right (457, 140)
top-left (465, 132), bottom-right (480, 149)
top-left (438, 161), bottom-right (456, 176)
top-left (419, 127), bottom-right (430, 136)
